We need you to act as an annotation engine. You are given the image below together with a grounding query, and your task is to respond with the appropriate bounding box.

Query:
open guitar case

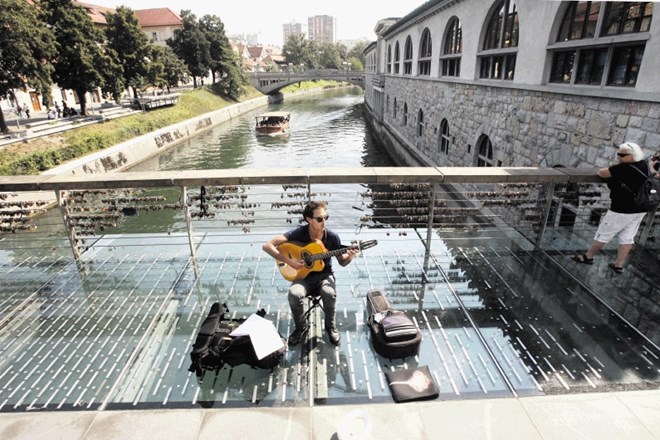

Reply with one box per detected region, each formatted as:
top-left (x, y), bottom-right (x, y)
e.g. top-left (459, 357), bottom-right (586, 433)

top-left (366, 289), bottom-right (421, 359)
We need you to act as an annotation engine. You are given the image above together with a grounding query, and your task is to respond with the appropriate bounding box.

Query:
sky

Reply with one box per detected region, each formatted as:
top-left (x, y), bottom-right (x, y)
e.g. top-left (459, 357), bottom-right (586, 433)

top-left (86, 0), bottom-right (427, 46)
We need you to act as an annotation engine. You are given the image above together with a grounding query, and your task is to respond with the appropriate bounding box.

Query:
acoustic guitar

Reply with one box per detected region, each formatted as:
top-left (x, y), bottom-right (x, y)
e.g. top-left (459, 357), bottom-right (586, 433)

top-left (276, 239), bottom-right (378, 281)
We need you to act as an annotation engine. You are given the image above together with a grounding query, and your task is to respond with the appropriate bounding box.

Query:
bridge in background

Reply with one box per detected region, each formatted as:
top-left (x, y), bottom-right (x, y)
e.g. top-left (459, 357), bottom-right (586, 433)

top-left (247, 69), bottom-right (364, 94)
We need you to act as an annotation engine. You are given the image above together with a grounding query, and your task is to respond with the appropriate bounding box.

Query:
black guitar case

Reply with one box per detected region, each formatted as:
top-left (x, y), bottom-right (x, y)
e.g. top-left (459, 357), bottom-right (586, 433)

top-left (367, 289), bottom-right (421, 359)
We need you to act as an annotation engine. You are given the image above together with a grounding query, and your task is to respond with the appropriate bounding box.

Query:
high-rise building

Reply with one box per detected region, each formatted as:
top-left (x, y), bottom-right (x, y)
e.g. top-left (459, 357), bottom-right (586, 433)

top-left (307, 15), bottom-right (336, 44)
top-left (282, 21), bottom-right (307, 45)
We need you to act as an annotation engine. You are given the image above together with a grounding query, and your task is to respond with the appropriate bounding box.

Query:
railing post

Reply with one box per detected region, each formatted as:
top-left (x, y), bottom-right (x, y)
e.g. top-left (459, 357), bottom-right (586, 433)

top-left (55, 190), bottom-right (85, 272)
top-left (425, 184), bottom-right (437, 252)
top-left (182, 186), bottom-right (199, 276)
top-left (637, 207), bottom-right (657, 246)
top-left (535, 182), bottom-right (555, 249)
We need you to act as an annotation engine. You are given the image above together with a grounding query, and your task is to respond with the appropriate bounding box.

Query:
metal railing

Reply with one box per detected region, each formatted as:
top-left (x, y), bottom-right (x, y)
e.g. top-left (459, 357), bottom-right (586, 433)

top-left (1, 167), bottom-right (659, 411)
top-left (1, 167), bottom-right (657, 270)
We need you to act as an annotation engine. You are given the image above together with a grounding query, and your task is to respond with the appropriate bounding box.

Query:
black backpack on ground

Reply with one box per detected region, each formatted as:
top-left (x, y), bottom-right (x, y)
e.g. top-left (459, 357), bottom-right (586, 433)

top-left (188, 302), bottom-right (285, 378)
top-left (367, 289), bottom-right (421, 359)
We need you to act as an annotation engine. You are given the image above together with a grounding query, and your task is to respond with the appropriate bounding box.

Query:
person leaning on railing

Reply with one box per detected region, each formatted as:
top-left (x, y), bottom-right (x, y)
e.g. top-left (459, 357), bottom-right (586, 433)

top-left (572, 142), bottom-right (659, 274)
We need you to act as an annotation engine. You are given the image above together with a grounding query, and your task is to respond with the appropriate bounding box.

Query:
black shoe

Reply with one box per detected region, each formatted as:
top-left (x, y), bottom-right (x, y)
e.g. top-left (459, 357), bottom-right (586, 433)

top-left (608, 263), bottom-right (624, 274)
top-left (288, 326), bottom-right (305, 346)
top-left (326, 325), bottom-right (340, 346)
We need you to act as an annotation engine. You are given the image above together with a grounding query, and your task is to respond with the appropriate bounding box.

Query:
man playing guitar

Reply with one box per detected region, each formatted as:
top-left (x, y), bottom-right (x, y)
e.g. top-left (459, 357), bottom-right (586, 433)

top-left (263, 201), bottom-right (358, 346)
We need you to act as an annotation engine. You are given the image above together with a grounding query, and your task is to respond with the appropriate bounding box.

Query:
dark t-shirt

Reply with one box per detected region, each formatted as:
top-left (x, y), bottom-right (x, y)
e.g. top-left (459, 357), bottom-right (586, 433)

top-left (284, 225), bottom-right (342, 274)
top-left (608, 160), bottom-right (650, 213)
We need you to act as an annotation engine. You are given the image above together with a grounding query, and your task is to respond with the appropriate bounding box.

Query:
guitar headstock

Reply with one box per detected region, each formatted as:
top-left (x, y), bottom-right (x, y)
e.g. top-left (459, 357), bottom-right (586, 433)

top-left (350, 240), bottom-right (378, 251)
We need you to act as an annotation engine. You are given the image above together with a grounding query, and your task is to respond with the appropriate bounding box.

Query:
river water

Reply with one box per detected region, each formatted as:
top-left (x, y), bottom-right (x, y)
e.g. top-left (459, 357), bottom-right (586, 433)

top-left (129, 87), bottom-right (395, 171)
top-left (12, 87), bottom-right (395, 242)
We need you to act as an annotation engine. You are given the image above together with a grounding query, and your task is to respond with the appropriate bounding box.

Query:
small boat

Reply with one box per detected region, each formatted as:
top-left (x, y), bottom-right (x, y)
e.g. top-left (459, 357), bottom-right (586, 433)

top-left (255, 111), bottom-right (290, 135)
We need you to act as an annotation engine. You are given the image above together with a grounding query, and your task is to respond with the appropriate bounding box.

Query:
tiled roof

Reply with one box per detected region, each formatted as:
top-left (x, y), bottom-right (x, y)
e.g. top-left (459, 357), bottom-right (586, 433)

top-left (134, 8), bottom-right (182, 27)
top-left (77, 1), bottom-right (116, 25)
top-left (248, 46), bottom-right (265, 58)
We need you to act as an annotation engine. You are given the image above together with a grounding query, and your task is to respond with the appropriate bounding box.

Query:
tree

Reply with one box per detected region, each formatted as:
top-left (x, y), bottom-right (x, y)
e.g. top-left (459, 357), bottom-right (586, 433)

top-left (199, 15), bottom-right (226, 85)
top-left (347, 41), bottom-right (368, 67)
top-left (150, 45), bottom-right (189, 93)
top-left (318, 42), bottom-right (343, 69)
top-left (105, 6), bottom-right (153, 98)
top-left (0, 0), bottom-right (56, 133)
top-left (41, 0), bottom-right (122, 115)
top-left (199, 14), bottom-right (246, 100)
top-left (167, 10), bottom-right (210, 88)
top-left (282, 34), bottom-right (318, 69)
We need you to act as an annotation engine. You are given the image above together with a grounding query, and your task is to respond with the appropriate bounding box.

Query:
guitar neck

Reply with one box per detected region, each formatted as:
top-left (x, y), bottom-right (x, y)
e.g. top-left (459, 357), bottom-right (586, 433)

top-left (310, 246), bottom-right (353, 262)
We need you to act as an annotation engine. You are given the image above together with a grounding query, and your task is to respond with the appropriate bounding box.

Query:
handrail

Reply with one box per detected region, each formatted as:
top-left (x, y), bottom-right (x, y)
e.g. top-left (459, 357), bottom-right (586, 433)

top-left (0, 166), bottom-right (603, 192)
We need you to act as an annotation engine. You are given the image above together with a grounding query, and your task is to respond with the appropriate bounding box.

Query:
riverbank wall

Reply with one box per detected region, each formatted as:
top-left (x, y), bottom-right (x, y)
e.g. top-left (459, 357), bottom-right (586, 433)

top-left (44, 95), bottom-right (272, 177)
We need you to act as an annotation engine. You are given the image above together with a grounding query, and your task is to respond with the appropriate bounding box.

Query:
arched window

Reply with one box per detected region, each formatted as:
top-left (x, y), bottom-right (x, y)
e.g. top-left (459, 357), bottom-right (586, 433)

top-left (387, 45), bottom-right (392, 74)
top-left (549, 2), bottom-right (652, 87)
top-left (394, 42), bottom-right (400, 74)
top-left (479, 0), bottom-right (518, 80)
top-left (439, 119), bottom-right (450, 154)
top-left (403, 102), bottom-right (408, 125)
top-left (441, 17), bottom-right (462, 77)
top-left (393, 98), bottom-right (398, 118)
top-left (417, 109), bottom-right (424, 136)
top-left (418, 28), bottom-right (432, 76)
top-left (476, 135), bottom-right (494, 167)
top-left (403, 36), bottom-right (413, 75)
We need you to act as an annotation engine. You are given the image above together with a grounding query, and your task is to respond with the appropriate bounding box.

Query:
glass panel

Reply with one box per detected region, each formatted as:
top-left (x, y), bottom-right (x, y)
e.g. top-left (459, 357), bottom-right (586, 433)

top-left (576, 47), bottom-right (607, 85)
top-left (480, 57), bottom-right (491, 78)
top-left (603, 2), bottom-right (653, 35)
top-left (484, 5), bottom-right (503, 49)
top-left (504, 54), bottom-right (516, 80)
top-left (503, 1), bottom-right (519, 47)
top-left (559, 2), bottom-right (600, 41)
top-left (585, 2), bottom-right (600, 38)
top-left (491, 55), bottom-right (503, 79)
top-left (550, 51), bottom-right (576, 83)
top-left (607, 44), bottom-right (645, 86)
top-left (444, 18), bottom-right (463, 55)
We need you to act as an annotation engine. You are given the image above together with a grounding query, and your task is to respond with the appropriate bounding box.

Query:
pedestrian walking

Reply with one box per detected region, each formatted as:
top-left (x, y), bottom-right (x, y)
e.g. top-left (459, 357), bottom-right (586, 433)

top-left (55, 103), bottom-right (61, 119)
top-left (22, 103), bottom-right (30, 119)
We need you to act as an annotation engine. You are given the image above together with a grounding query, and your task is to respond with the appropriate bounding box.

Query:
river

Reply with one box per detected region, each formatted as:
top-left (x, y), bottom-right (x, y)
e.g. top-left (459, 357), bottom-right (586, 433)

top-left (129, 87), bottom-right (395, 171)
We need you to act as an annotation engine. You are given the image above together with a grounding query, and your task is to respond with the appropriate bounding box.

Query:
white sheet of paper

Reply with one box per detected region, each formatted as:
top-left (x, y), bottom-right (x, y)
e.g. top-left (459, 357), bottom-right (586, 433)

top-left (229, 313), bottom-right (285, 360)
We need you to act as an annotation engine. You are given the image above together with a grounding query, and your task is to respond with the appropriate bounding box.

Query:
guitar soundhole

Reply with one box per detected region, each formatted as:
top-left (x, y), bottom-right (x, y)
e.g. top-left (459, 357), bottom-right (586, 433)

top-left (301, 251), bottom-right (313, 267)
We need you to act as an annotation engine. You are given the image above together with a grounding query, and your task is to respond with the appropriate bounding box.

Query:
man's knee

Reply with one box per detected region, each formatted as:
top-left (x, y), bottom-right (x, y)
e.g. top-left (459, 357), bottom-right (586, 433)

top-left (289, 284), bottom-right (307, 302)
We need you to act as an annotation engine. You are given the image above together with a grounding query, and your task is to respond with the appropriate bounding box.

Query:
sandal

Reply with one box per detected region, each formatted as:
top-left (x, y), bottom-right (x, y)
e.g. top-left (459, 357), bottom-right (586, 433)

top-left (608, 263), bottom-right (624, 274)
top-left (572, 254), bottom-right (594, 265)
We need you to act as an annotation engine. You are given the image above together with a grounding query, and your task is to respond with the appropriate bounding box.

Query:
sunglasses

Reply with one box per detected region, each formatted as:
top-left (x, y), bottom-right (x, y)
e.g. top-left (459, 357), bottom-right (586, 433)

top-left (312, 215), bottom-right (329, 223)
top-left (617, 152), bottom-right (631, 157)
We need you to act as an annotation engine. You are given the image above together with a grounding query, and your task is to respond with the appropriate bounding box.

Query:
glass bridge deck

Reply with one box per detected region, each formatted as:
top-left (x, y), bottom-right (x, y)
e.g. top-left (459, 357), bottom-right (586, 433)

top-left (0, 227), bottom-right (659, 412)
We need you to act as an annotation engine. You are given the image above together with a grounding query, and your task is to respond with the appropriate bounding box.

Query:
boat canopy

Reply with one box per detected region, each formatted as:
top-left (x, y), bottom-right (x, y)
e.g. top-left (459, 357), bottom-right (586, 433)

top-left (256, 112), bottom-right (290, 119)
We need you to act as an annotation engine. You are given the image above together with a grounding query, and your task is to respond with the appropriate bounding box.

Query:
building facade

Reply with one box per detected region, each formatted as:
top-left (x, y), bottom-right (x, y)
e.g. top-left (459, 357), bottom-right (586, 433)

top-left (1, 3), bottom-right (183, 117)
top-left (283, 21), bottom-right (307, 45)
top-left (308, 15), bottom-right (337, 44)
top-left (363, 0), bottom-right (660, 170)
top-left (133, 8), bottom-right (183, 47)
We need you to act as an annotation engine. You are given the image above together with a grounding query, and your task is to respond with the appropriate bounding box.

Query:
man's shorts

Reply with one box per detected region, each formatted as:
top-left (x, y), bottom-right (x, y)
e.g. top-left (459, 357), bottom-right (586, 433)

top-left (593, 210), bottom-right (646, 245)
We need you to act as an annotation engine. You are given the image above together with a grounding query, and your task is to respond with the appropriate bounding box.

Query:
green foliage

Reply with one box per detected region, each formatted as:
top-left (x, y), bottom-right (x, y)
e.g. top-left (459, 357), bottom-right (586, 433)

top-left (347, 41), bottom-right (368, 66)
top-left (0, 0), bottom-right (56, 133)
top-left (154, 46), bottom-right (190, 91)
top-left (0, 88), bottom-right (247, 175)
top-left (283, 36), bottom-right (367, 71)
top-left (40, 0), bottom-right (121, 115)
top-left (104, 6), bottom-right (153, 98)
top-left (166, 10), bottom-right (211, 86)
